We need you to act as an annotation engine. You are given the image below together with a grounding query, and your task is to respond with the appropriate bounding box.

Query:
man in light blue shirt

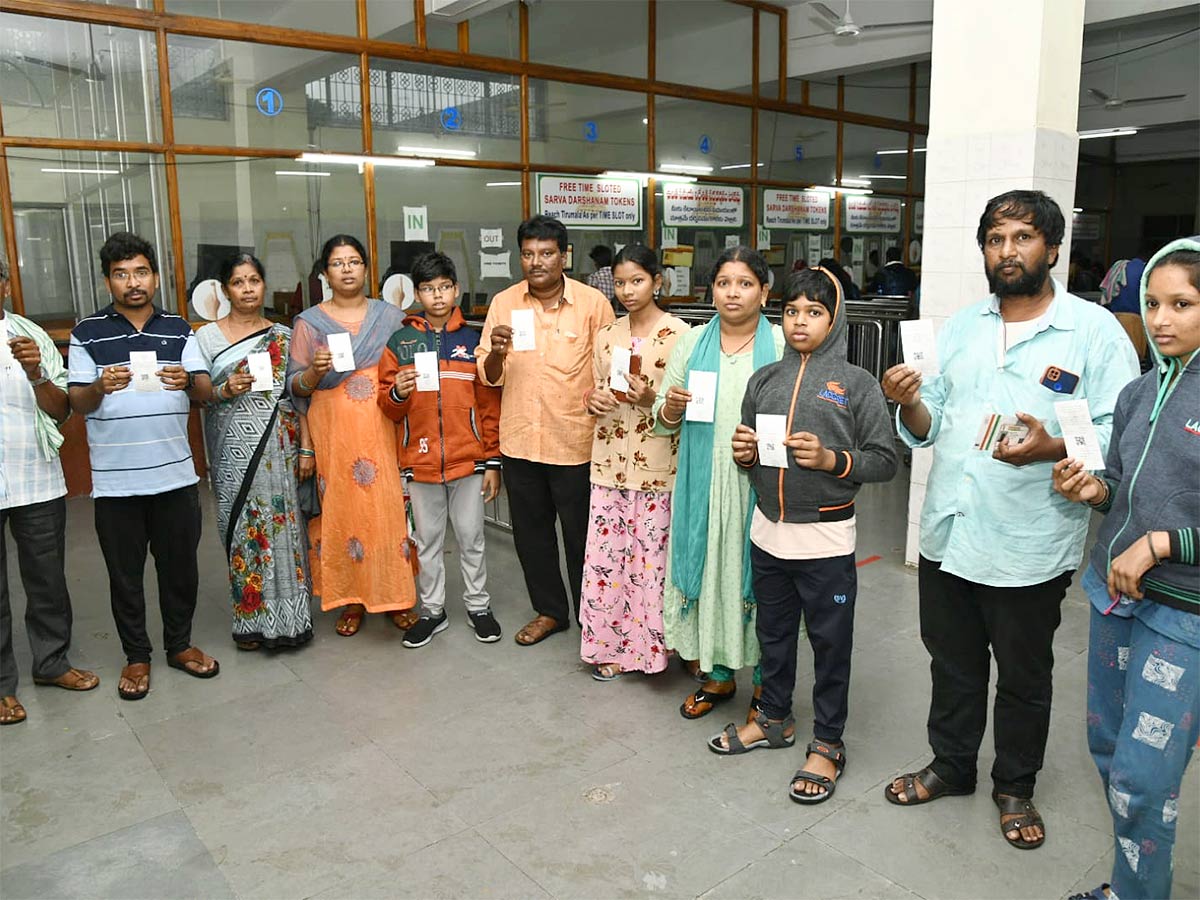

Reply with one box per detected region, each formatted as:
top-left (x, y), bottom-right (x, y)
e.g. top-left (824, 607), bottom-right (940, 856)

top-left (2, 260), bottom-right (100, 725)
top-left (879, 191), bottom-right (1139, 851)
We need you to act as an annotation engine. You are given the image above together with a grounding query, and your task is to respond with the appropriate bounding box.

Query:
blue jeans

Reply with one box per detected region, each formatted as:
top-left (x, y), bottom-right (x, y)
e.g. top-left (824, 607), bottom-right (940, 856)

top-left (1084, 568), bottom-right (1200, 900)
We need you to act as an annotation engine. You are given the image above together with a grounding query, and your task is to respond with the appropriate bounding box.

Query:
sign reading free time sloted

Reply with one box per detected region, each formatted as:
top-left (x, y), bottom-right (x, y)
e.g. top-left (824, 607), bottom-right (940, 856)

top-left (537, 175), bottom-right (642, 229)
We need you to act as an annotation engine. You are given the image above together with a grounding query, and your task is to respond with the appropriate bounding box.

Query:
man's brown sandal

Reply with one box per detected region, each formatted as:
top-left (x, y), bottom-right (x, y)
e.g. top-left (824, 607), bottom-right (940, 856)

top-left (167, 647), bottom-right (220, 679)
top-left (993, 791), bottom-right (1046, 850)
top-left (118, 663), bottom-right (151, 701)
top-left (514, 615), bottom-right (567, 646)
top-left (0, 696), bottom-right (27, 725)
top-left (391, 609), bottom-right (420, 631)
top-left (33, 667), bottom-right (100, 691)
top-left (884, 764), bottom-right (974, 806)
top-left (335, 606), bottom-right (365, 636)
top-left (680, 683), bottom-right (736, 719)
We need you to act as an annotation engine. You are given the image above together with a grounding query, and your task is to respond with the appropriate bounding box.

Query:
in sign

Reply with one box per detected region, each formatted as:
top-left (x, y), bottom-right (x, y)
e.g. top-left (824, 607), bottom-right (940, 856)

top-left (583, 121), bottom-right (598, 143)
top-left (441, 107), bottom-right (461, 131)
top-left (255, 87), bottom-right (283, 117)
top-left (699, 134), bottom-right (711, 154)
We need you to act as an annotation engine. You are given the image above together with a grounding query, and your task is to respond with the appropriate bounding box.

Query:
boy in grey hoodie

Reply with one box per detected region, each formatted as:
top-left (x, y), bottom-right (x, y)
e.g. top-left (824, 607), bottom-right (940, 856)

top-left (707, 267), bottom-right (897, 807)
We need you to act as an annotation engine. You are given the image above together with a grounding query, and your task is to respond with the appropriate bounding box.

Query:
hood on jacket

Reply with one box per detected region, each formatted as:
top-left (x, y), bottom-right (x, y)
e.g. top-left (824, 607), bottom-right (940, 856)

top-left (402, 306), bottom-right (466, 332)
top-left (1139, 237), bottom-right (1200, 421)
top-left (781, 265), bottom-right (847, 363)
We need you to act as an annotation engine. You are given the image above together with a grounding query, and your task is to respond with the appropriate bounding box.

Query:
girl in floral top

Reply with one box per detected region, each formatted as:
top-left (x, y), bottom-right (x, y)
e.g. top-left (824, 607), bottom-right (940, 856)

top-left (580, 245), bottom-right (690, 680)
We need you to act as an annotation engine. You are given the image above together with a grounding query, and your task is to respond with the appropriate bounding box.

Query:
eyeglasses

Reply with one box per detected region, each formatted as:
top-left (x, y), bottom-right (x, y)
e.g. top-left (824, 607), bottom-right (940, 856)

top-left (417, 284), bottom-right (456, 297)
top-left (327, 259), bottom-right (364, 270)
top-left (109, 268), bottom-right (153, 283)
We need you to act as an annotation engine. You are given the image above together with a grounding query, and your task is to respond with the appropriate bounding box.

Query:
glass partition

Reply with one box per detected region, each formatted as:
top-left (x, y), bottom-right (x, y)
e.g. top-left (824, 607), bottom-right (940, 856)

top-left (169, 36), bottom-right (363, 152)
top-left (842, 123), bottom-right (911, 194)
top-left (657, 1), bottom-right (752, 93)
top-left (530, 1), bottom-right (647, 78)
top-left (174, 156), bottom-right (365, 320)
top-left (377, 167), bottom-right (524, 317)
top-left (529, 81), bottom-right (647, 171)
top-left (6, 149), bottom-right (172, 321)
top-left (655, 97), bottom-right (752, 175)
top-left (369, 60), bottom-right (522, 163)
top-left (0, 14), bottom-right (161, 143)
top-left (168, 0), bottom-right (360, 36)
top-left (758, 111), bottom-right (837, 185)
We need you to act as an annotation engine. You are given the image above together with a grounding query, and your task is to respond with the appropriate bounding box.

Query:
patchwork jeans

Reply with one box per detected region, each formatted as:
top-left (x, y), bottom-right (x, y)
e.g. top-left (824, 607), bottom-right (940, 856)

top-left (1085, 568), bottom-right (1200, 900)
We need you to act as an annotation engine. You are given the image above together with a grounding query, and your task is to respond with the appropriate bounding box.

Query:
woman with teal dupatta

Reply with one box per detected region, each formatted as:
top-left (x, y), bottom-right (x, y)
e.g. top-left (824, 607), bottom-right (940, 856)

top-left (653, 247), bottom-right (784, 720)
top-left (197, 253), bottom-right (312, 651)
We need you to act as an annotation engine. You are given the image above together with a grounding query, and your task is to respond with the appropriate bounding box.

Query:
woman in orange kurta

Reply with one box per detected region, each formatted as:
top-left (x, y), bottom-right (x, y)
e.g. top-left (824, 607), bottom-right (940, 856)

top-left (286, 235), bottom-right (416, 635)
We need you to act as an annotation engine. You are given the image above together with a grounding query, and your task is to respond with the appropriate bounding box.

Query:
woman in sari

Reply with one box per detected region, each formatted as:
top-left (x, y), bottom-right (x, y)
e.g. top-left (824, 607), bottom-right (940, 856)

top-left (197, 253), bottom-right (312, 650)
top-left (286, 235), bottom-right (417, 636)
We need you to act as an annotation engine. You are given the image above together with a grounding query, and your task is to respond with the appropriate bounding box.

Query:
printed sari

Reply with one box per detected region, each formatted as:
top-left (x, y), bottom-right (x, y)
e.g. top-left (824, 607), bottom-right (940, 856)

top-left (199, 322), bottom-right (313, 647)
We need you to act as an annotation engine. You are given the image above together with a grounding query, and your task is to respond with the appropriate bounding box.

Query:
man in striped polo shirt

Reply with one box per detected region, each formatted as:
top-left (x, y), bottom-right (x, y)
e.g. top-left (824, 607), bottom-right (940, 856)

top-left (68, 232), bottom-right (219, 701)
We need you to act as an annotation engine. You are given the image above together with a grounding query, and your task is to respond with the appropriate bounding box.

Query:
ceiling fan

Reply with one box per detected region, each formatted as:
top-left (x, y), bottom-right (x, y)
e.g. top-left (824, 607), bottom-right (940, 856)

top-left (1082, 30), bottom-right (1185, 110)
top-left (799, 1), bottom-right (932, 39)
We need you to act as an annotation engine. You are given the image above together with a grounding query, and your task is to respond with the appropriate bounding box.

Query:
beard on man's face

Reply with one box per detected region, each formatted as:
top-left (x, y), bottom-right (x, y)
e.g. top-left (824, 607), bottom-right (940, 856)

top-left (987, 255), bottom-right (1051, 298)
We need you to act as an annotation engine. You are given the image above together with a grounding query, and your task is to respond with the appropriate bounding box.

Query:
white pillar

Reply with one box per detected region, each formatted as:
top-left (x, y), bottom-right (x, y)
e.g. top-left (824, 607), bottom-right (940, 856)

top-left (904, 0), bottom-right (1086, 566)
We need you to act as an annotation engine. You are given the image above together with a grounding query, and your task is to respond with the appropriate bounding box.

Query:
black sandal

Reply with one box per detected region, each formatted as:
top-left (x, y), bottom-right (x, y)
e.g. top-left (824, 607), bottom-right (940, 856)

top-left (789, 740), bottom-right (846, 805)
top-left (708, 711), bottom-right (796, 755)
top-left (993, 791), bottom-right (1046, 850)
top-left (884, 764), bottom-right (974, 806)
top-left (679, 685), bottom-right (736, 719)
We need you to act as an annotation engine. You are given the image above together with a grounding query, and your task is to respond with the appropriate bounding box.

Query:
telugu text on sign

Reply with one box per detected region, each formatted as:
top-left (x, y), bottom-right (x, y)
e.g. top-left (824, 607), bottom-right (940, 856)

top-left (662, 184), bottom-right (744, 227)
top-left (843, 195), bottom-right (902, 233)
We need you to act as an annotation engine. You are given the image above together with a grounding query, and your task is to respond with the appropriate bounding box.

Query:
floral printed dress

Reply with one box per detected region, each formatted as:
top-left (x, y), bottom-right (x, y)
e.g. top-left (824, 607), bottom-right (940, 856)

top-left (198, 323), bottom-right (313, 647)
top-left (580, 313), bottom-right (689, 673)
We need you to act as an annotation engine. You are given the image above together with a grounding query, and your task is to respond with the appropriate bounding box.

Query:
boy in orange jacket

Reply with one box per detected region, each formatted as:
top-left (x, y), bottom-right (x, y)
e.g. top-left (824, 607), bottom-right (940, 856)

top-left (378, 252), bottom-right (503, 646)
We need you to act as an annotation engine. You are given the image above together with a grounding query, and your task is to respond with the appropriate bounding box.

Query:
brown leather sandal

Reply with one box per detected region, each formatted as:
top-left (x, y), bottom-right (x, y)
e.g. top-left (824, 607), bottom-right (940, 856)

top-left (335, 605), bottom-right (365, 636)
top-left (33, 667), bottom-right (100, 691)
top-left (0, 696), bottom-right (27, 725)
top-left (167, 647), bottom-right (220, 679)
top-left (514, 615), bottom-right (567, 646)
top-left (118, 663), bottom-right (151, 701)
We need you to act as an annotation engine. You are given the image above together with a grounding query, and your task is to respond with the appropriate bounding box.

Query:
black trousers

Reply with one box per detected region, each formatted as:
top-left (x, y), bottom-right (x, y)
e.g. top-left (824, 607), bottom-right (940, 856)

top-left (919, 556), bottom-right (1071, 798)
top-left (502, 456), bottom-right (590, 626)
top-left (1, 498), bottom-right (75, 695)
top-left (752, 545), bottom-right (857, 742)
top-left (94, 484), bottom-right (202, 664)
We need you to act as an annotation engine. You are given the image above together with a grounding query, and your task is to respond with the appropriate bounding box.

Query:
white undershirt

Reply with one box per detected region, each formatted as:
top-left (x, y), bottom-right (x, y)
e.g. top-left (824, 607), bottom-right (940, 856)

top-left (750, 508), bottom-right (857, 560)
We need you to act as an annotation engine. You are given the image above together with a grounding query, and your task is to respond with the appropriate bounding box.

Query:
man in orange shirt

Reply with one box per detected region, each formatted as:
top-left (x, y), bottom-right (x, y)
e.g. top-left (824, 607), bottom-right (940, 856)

top-left (477, 216), bottom-right (615, 645)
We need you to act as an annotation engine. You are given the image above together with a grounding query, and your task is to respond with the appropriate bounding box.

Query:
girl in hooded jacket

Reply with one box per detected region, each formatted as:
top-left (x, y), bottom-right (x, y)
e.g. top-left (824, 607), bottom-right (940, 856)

top-left (707, 267), bottom-right (897, 807)
top-left (1054, 238), bottom-right (1200, 900)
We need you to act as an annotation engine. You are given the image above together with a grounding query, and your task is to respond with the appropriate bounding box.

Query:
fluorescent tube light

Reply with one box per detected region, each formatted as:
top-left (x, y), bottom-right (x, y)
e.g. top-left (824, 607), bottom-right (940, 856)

top-left (1079, 128), bottom-right (1138, 140)
top-left (1073, 207), bottom-right (1083, 213)
top-left (720, 163), bottom-right (765, 170)
top-left (41, 167), bottom-right (120, 175)
top-left (486, 181), bottom-right (521, 187)
top-left (660, 163), bottom-right (714, 175)
top-left (275, 170), bottom-right (331, 177)
top-left (603, 170), bottom-right (698, 184)
top-left (812, 185), bottom-right (873, 196)
top-left (396, 145), bottom-right (476, 158)
top-left (840, 178), bottom-right (872, 187)
top-left (858, 174), bottom-right (905, 180)
top-left (875, 147), bottom-right (926, 155)
top-left (297, 152), bottom-right (435, 170)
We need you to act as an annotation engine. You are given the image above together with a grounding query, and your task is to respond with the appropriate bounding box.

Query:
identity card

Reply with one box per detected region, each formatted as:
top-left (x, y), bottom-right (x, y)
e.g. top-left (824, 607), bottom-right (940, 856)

top-left (1055, 399), bottom-right (1106, 470)
top-left (685, 370), bottom-right (717, 423)
top-left (973, 414), bottom-right (1029, 451)
top-left (327, 332), bottom-right (355, 373)
top-left (755, 414), bottom-right (789, 468)
top-left (510, 309), bottom-right (536, 351)
top-left (610, 345), bottom-right (632, 394)
top-left (247, 351), bottom-right (274, 392)
top-left (899, 319), bottom-right (940, 376)
top-left (129, 351), bottom-right (160, 392)
top-left (414, 351), bottom-right (439, 392)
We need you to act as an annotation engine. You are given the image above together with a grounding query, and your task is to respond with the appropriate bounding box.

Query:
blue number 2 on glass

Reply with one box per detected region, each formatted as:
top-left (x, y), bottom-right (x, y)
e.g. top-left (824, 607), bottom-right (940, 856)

top-left (441, 107), bottom-right (461, 131)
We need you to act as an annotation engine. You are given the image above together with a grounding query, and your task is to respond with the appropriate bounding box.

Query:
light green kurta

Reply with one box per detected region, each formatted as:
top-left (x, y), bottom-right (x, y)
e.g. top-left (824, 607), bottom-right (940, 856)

top-left (653, 324), bottom-right (785, 672)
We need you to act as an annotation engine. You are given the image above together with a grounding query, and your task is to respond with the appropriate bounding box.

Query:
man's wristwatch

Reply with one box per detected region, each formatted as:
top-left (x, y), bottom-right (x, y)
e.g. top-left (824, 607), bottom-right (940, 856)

top-left (27, 366), bottom-right (49, 387)
top-left (185, 371), bottom-right (196, 391)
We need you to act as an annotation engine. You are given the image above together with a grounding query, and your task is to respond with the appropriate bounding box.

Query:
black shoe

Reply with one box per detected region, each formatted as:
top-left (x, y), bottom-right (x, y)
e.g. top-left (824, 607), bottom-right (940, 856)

top-left (468, 609), bottom-right (502, 643)
top-left (402, 612), bottom-right (448, 648)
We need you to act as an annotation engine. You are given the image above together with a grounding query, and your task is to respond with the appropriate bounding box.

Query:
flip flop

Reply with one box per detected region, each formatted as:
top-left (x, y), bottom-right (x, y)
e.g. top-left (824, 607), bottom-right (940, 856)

top-left (592, 664), bottom-right (624, 682)
top-left (0, 696), bottom-right (27, 726)
top-left (33, 667), bottom-right (100, 691)
top-left (167, 647), bottom-right (220, 679)
top-left (335, 607), bottom-right (365, 636)
top-left (118, 663), bottom-right (151, 701)
top-left (680, 684), bottom-right (737, 719)
top-left (514, 616), bottom-right (567, 646)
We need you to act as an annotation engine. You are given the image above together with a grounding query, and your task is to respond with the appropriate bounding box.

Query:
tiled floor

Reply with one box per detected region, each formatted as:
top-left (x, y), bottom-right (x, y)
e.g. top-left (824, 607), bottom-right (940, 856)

top-left (1, 475), bottom-right (1197, 899)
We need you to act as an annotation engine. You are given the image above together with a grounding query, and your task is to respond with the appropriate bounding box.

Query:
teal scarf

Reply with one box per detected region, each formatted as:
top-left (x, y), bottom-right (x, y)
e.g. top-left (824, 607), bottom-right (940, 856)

top-left (670, 314), bottom-right (777, 608)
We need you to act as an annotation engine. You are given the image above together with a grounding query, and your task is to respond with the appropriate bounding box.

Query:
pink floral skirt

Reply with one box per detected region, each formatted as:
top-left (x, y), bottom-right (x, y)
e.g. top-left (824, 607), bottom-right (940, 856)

top-left (579, 485), bottom-right (672, 674)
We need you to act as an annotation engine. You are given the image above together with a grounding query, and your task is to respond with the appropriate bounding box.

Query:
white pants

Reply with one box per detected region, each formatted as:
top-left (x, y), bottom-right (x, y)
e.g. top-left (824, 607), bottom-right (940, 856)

top-left (408, 474), bottom-right (490, 617)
